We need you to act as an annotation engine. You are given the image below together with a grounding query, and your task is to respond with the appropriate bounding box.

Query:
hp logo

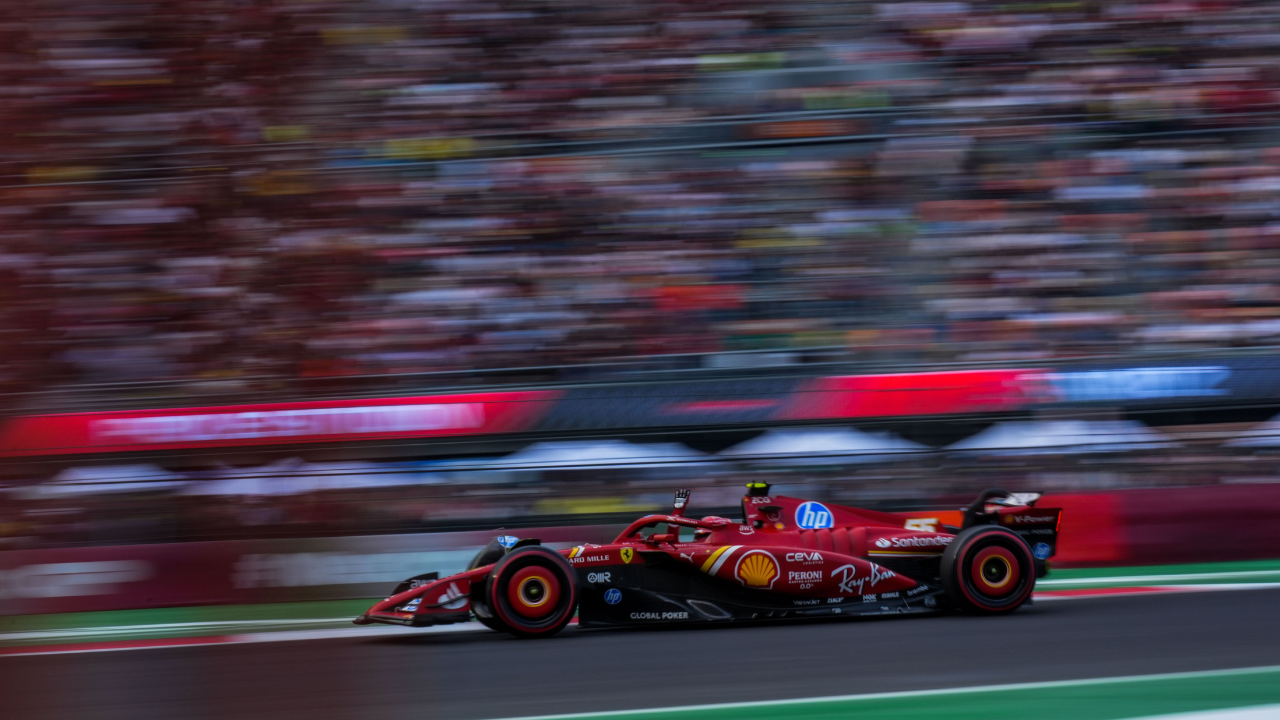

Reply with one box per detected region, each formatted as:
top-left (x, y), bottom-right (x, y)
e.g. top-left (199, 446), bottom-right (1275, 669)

top-left (795, 501), bottom-right (834, 529)
top-left (603, 588), bottom-right (622, 605)
top-left (1033, 543), bottom-right (1052, 560)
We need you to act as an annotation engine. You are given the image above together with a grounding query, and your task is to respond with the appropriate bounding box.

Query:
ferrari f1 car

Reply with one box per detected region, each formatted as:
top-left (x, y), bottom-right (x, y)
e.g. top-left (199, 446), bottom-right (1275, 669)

top-left (353, 484), bottom-right (1062, 638)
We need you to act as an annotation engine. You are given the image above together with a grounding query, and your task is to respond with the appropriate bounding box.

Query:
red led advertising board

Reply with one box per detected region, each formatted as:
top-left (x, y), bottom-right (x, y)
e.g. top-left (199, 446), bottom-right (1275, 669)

top-left (0, 391), bottom-right (560, 457)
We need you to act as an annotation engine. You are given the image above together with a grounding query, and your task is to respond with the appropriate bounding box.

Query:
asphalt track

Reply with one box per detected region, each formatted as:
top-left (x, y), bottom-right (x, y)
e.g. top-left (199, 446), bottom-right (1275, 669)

top-left (4, 588), bottom-right (1280, 720)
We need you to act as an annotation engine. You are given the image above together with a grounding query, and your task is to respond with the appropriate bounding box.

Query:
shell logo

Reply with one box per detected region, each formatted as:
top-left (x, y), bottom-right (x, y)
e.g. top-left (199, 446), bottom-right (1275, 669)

top-left (735, 550), bottom-right (779, 589)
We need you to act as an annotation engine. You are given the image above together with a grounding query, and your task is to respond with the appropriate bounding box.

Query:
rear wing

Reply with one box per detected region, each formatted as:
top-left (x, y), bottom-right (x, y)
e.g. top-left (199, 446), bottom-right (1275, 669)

top-left (994, 506), bottom-right (1061, 565)
top-left (896, 488), bottom-right (1061, 565)
top-left (965, 488), bottom-right (1061, 566)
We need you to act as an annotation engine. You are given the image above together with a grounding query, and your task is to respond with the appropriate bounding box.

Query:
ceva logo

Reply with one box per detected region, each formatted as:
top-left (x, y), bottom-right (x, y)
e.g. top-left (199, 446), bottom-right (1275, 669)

top-left (796, 502), bottom-right (834, 529)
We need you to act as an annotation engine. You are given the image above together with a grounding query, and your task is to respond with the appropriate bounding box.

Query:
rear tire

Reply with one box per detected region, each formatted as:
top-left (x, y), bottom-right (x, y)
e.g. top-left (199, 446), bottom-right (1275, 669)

top-left (941, 525), bottom-right (1035, 614)
top-left (485, 546), bottom-right (577, 638)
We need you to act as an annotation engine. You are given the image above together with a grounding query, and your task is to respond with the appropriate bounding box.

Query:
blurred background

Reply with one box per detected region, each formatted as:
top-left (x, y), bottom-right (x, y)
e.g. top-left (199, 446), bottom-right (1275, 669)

top-left (5, 0), bottom-right (1280, 614)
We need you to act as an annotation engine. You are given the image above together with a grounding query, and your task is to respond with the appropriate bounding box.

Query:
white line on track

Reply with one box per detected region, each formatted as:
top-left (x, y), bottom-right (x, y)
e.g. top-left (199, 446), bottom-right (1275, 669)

top-left (2, 622), bottom-right (488, 657)
top-left (476, 665), bottom-right (1280, 720)
top-left (0, 618), bottom-right (357, 641)
top-left (1129, 706), bottom-right (1280, 720)
top-left (5, 580), bottom-right (1280, 656)
top-left (1033, 582), bottom-right (1280, 601)
top-left (1039, 570), bottom-right (1280, 587)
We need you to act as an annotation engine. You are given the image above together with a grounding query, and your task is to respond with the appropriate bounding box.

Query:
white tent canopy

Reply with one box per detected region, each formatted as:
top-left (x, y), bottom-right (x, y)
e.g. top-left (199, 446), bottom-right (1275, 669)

top-left (719, 428), bottom-right (927, 465)
top-left (945, 420), bottom-right (1177, 456)
top-left (21, 464), bottom-right (189, 498)
top-left (472, 440), bottom-right (710, 471)
top-left (183, 458), bottom-right (316, 497)
top-left (183, 458), bottom-right (445, 496)
top-left (1225, 414), bottom-right (1280, 447)
top-left (290, 460), bottom-right (445, 490)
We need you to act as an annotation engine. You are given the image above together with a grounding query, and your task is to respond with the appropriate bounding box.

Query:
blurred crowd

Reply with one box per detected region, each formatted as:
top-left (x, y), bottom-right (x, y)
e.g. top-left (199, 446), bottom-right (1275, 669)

top-left (5, 0), bottom-right (1280, 403)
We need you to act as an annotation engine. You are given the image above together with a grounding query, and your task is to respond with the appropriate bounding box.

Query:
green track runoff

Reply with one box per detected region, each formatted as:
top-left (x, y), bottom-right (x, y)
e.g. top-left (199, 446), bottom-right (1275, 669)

top-left (492, 666), bottom-right (1280, 720)
top-left (0, 598), bottom-right (377, 646)
top-left (4, 558), bottom-right (1280, 647)
top-left (1041, 558), bottom-right (1280, 589)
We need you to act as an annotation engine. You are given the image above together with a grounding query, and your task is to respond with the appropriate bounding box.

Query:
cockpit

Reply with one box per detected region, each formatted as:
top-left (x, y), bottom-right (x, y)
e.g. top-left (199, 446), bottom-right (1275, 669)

top-left (612, 488), bottom-right (735, 545)
top-left (622, 518), bottom-right (718, 544)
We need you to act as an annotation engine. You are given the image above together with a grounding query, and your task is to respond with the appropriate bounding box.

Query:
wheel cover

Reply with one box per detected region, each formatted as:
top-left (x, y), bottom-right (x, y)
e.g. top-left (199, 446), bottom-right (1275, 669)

top-left (506, 566), bottom-right (561, 619)
top-left (970, 545), bottom-right (1021, 598)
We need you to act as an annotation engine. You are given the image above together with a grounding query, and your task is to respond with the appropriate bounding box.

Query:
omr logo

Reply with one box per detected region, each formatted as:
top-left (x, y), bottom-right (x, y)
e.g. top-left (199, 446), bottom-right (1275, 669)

top-left (796, 502), bottom-right (834, 530)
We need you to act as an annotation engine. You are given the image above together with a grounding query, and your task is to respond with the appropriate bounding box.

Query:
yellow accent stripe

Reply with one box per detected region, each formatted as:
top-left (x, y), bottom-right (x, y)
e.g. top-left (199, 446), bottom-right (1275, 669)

top-left (709, 546), bottom-right (742, 575)
top-left (700, 546), bottom-right (732, 573)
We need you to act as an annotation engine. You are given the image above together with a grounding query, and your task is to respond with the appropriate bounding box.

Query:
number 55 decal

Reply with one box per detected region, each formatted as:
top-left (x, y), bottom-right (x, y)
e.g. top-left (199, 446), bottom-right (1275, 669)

top-left (904, 518), bottom-right (938, 532)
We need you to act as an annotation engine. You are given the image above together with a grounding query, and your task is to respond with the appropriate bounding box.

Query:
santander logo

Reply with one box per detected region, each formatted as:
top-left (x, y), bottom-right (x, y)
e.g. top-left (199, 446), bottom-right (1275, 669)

top-left (873, 535), bottom-right (952, 550)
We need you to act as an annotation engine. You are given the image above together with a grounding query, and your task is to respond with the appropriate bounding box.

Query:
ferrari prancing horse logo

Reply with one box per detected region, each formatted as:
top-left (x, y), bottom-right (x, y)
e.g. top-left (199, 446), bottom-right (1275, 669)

top-left (620, 548), bottom-right (634, 564)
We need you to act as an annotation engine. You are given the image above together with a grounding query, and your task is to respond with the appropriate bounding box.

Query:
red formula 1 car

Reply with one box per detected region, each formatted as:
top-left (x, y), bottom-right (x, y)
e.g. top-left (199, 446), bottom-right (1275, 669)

top-left (354, 484), bottom-right (1061, 638)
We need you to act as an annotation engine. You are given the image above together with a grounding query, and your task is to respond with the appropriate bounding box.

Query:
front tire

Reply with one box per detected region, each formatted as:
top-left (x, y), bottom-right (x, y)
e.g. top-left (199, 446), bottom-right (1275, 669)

top-left (468, 538), bottom-right (513, 632)
top-left (485, 546), bottom-right (577, 638)
top-left (941, 525), bottom-right (1035, 614)
top-left (470, 592), bottom-right (510, 633)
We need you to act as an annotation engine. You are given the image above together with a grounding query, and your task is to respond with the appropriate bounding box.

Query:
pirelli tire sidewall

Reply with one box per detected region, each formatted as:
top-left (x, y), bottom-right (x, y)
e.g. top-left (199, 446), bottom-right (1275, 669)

top-left (941, 525), bottom-right (1036, 614)
top-left (485, 546), bottom-right (578, 638)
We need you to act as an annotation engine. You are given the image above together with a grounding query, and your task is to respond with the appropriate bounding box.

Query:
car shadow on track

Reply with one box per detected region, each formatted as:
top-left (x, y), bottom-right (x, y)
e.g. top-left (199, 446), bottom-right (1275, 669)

top-left (362, 604), bottom-right (1062, 647)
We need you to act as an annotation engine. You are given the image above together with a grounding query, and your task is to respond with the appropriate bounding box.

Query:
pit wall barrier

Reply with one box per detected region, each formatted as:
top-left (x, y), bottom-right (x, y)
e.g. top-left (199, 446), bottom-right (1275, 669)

top-left (3, 484), bottom-right (1278, 615)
